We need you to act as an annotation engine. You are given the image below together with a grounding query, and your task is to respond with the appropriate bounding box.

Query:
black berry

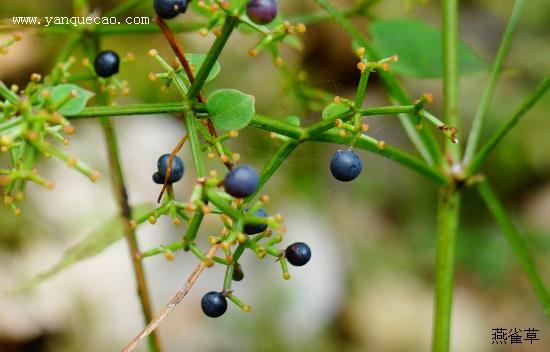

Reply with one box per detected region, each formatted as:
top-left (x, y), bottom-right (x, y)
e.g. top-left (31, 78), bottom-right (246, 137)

top-left (246, 0), bottom-right (277, 25)
top-left (93, 50), bottom-right (120, 78)
top-left (153, 154), bottom-right (184, 184)
top-left (201, 291), bottom-right (227, 318)
top-left (330, 149), bottom-right (362, 182)
top-left (285, 242), bottom-right (311, 266)
top-left (153, 0), bottom-right (187, 20)
top-left (243, 208), bottom-right (268, 235)
top-left (224, 165), bottom-right (259, 198)
top-left (152, 172), bottom-right (163, 184)
top-left (232, 262), bottom-right (244, 281)
top-left (154, 0), bottom-right (188, 19)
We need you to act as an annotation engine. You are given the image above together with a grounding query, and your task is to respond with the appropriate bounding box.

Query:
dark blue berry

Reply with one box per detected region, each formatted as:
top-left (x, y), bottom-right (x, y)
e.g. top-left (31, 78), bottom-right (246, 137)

top-left (94, 50), bottom-right (119, 78)
top-left (285, 242), bottom-right (311, 266)
top-left (155, 154), bottom-right (184, 184)
top-left (330, 149), bottom-right (362, 182)
top-left (154, 0), bottom-right (188, 19)
top-left (243, 208), bottom-right (268, 235)
top-left (246, 0), bottom-right (278, 25)
top-left (152, 172), bottom-right (163, 184)
top-left (201, 291), bottom-right (227, 318)
top-left (224, 165), bottom-right (259, 198)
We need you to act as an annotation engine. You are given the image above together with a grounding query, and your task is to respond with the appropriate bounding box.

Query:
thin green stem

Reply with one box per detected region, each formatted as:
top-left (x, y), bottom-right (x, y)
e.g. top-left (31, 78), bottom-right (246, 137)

top-left (478, 179), bottom-right (550, 318)
top-left (184, 211), bottom-right (204, 246)
top-left (70, 102), bottom-right (186, 118)
top-left (141, 241), bottom-right (183, 258)
top-left (184, 111), bottom-right (206, 177)
top-left (206, 190), bottom-right (241, 220)
top-left (250, 114), bottom-right (306, 140)
top-left (305, 110), bottom-right (354, 137)
top-left (0, 81), bottom-right (18, 104)
top-left (358, 105), bottom-right (416, 116)
top-left (432, 188), bottom-right (460, 352)
top-left (56, 32), bottom-right (83, 64)
top-left (246, 140), bottom-right (299, 201)
top-left (466, 77), bottom-right (550, 176)
top-left (463, 0), bottom-right (526, 164)
top-left (187, 16), bottom-right (239, 101)
top-left (71, 103), bottom-right (443, 184)
top-left (354, 70), bottom-right (370, 108)
top-left (442, 0), bottom-right (460, 160)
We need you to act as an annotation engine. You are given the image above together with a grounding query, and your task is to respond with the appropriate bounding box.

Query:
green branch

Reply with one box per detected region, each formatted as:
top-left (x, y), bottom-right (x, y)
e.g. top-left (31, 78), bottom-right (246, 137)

top-left (358, 105), bottom-right (416, 116)
top-left (466, 77), bottom-right (550, 176)
top-left (187, 16), bottom-right (239, 101)
top-left (477, 179), bottom-right (550, 318)
top-left (184, 111), bottom-right (206, 177)
top-left (70, 102), bottom-right (186, 118)
top-left (463, 0), bottom-right (526, 164)
top-left (432, 188), bottom-right (460, 352)
top-left (442, 0), bottom-right (460, 159)
top-left (305, 110), bottom-right (354, 137)
top-left (71, 103), bottom-right (443, 184)
top-left (250, 114), bottom-right (306, 140)
top-left (246, 140), bottom-right (299, 201)
top-left (0, 81), bottom-right (18, 104)
top-left (206, 190), bottom-right (241, 220)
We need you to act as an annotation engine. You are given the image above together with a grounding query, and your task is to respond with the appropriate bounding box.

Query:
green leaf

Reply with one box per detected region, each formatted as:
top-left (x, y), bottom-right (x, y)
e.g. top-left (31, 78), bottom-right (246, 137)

top-left (207, 89), bottom-right (255, 130)
top-left (369, 19), bottom-right (487, 78)
top-left (179, 53), bottom-right (220, 83)
top-left (322, 102), bottom-right (349, 120)
top-left (50, 84), bottom-right (94, 115)
top-left (285, 115), bottom-right (301, 126)
top-left (13, 204), bottom-right (152, 292)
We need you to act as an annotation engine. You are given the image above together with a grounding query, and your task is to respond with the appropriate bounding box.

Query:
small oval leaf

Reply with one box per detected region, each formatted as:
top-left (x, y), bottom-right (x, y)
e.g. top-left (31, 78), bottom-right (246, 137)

top-left (285, 115), bottom-right (301, 126)
top-left (179, 53), bottom-right (220, 83)
top-left (51, 84), bottom-right (94, 115)
top-left (322, 102), bottom-right (349, 120)
top-left (207, 89), bottom-right (255, 131)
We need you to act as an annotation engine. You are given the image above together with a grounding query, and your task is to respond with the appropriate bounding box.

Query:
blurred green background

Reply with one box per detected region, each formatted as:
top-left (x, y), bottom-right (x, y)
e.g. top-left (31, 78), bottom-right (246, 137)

top-left (1, 0), bottom-right (550, 351)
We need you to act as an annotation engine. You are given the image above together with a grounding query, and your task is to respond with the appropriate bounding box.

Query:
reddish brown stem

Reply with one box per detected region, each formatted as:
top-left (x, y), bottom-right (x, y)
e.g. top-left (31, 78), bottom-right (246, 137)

top-left (154, 16), bottom-right (233, 201)
top-left (154, 16), bottom-right (206, 104)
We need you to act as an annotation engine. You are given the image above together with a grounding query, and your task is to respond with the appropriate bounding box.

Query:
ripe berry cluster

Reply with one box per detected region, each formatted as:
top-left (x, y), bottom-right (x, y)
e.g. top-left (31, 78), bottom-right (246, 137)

top-left (145, 0), bottom-right (367, 318)
top-left (148, 156), bottom-right (312, 318)
top-left (200, 242), bottom-right (310, 318)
